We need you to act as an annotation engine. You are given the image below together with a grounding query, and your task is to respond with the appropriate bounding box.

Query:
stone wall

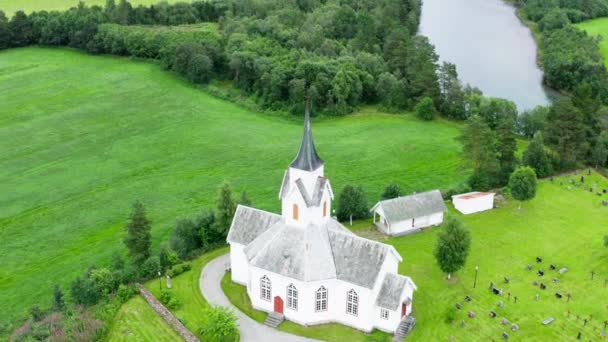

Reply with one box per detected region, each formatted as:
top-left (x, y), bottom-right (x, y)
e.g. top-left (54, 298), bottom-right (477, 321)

top-left (137, 284), bottom-right (200, 342)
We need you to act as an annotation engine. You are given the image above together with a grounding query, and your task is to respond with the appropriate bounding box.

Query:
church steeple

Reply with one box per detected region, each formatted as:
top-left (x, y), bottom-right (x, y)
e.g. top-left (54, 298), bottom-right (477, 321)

top-left (290, 100), bottom-right (324, 171)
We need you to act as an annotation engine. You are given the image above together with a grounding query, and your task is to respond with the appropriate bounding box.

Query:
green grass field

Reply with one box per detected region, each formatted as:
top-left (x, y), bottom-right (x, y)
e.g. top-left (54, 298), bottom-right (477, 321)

top-left (0, 0), bottom-right (179, 15)
top-left (576, 18), bottom-right (608, 66)
top-left (0, 46), bottom-right (467, 329)
top-left (222, 172), bottom-right (608, 341)
top-left (107, 295), bottom-right (182, 341)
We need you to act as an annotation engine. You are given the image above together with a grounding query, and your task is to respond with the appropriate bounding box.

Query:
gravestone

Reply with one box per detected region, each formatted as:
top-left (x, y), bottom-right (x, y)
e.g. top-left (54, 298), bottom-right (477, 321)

top-left (502, 332), bottom-right (509, 340)
top-left (533, 280), bottom-right (539, 286)
top-left (464, 296), bottom-right (472, 302)
top-left (536, 257), bottom-right (543, 263)
top-left (468, 312), bottom-right (476, 319)
top-left (456, 303), bottom-right (462, 310)
top-left (555, 292), bottom-right (562, 299)
top-left (510, 324), bottom-right (519, 332)
top-left (489, 311), bottom-right (497, 318)
top-left (166, 275), bottom-right (172, 289)
top-left (498, 300), bottom-right (504, 308)
top-left (504, 277), bottom-right (510, 284)
top-left (535, 293), bottom-right (539, 301)
top-left (558, 268), bottom-right (568, 274)
top-left (537, 270), bottom-right (545, 277)
top-left (550, 264), bottom-right (556, 270)
top-left (540, 283), bottom-right (547, 290)
top-left (553, 278), bottom-right (559, 284)
top-left (493, 288), bottom-right (500, 295)
top-left (542, 317), bottom-right (555, 325)
top-left (501, 318), bottom-right (509, 325)
top-left (526, 264), bottom-right (532, 271)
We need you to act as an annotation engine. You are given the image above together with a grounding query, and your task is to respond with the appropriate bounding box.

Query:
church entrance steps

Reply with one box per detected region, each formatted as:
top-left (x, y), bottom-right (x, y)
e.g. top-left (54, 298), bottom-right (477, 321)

top-left (393, 316), bottom-right (416, 341)
top-left (264, 312), bottom-right (285, 328)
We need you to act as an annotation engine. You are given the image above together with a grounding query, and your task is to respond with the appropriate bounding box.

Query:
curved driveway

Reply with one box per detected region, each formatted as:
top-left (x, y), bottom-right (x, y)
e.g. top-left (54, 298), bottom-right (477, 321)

top-left (200, 253), bottom-right (320, 342)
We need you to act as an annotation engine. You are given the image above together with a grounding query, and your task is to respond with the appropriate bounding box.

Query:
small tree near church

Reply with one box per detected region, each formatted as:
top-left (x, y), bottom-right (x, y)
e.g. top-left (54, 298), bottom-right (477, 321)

top-left (509, 166), bottom-right (537, 209)
top-left (214, 182), bottom-right (236, 239)
top-left (435, 217), bottom-right (471, 280)
top-left (124, 200), bottom-right (152, 265)
top-left (337, 185), bottom-right (369, 225)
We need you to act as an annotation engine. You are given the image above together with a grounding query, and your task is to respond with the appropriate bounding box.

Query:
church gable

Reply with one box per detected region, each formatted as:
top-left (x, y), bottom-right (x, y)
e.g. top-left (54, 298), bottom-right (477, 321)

top-left (226, 205), bottom-right (281, 245)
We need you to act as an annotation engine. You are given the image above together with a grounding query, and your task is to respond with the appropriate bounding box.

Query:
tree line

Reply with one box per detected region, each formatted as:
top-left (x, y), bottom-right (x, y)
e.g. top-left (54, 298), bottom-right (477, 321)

top-left (10, 181), bottom-right (243, 341)
top-left (0, 0), bottom-right (449, 115)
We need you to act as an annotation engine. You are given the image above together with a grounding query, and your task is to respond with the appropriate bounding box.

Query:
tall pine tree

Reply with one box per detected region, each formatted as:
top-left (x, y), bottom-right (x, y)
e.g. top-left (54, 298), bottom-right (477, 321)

top-left (462, 116), bottom-right (499, 190)
top-left (124, 200), bottom-right (152, 265)
top-left (523, 132), bottom-right (553, 178)
top-left (496, 117), bottom-right (517, 184)
top-left (545, 98), bottom-right (586, 169)
top-left (214, 182), bottom-right (236, 239)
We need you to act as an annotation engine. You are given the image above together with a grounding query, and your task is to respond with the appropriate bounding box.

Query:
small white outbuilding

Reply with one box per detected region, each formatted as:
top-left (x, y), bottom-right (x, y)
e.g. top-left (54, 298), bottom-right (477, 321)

top-left (371, 190), bottom-right (447, 236)
top-left (452, 192), bottom-right (495, 215)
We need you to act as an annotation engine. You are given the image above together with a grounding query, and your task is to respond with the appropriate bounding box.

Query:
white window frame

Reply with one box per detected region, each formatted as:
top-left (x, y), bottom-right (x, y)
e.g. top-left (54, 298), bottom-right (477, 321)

top-left (381, 308), bottom-right (389, 320)
top-left (260, 276), bottom-right (271, 301)
top-left (287, 284), bottom-right (298, 311)
top-left (315, 286), bottom-right (328, 312)
top-left (346, 289), bottom-right (358, 316)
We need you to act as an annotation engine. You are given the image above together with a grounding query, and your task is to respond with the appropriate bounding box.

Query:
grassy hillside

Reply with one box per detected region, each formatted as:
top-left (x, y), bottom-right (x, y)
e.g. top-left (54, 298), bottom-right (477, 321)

top-left (576, 18), bottom-right (608, 66)
top-left (0, 0), bottom-right (179, 15)
top-left (108, 295), bottom-right (182, 341)
top-left (0, 47), bottom-right (467, 328)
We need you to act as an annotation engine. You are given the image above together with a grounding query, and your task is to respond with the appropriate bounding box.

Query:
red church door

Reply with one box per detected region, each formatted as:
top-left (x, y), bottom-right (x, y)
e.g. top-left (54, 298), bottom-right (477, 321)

top-left (274, 296), bottom-right (284, 314)
top-left (401, 303), bottom-right (407, 318)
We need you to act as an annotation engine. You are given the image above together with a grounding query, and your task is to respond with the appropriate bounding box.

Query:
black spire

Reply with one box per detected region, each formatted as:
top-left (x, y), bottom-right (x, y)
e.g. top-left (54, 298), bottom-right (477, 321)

top-left (290, 100), bottom-right (324, 171)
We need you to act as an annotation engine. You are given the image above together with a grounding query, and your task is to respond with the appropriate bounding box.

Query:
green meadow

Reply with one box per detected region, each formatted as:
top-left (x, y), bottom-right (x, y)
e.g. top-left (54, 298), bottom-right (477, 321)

top-left (108, 295), bottom-right (182, 341)
top-left (0, 0), bottom-right (178, 15)
top-left (576, 18), bottom-right (608, 66)
top-left (0, 47), bottom-right (467, 328)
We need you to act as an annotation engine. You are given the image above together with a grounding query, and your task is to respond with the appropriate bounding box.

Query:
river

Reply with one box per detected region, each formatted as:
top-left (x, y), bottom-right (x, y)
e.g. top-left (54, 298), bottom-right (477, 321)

top-left (419, 0), bottom-right (551, 111)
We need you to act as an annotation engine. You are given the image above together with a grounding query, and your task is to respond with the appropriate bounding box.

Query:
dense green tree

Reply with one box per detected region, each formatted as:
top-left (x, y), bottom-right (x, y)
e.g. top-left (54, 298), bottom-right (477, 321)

top-left (9, 11), bottom-right (34, 47)
top-left (200, 306), bottom-right (238, 342)
top-left (381, 184), bottom-right (401, 200)
top-left (509, 167), bottom-right (538, 209)
top-left (545, 98), bottom-right (587, 169)
top-left (538, 8), bottom-right (570, 31)
top-left (70, 276), bottom-right (101, 306)
top-left (0, 11), bottom-right (10, 50)
top-left (159, 244), bottom-right (178, 272)
top-left (438, 62), bottom-right (466, 120)
top-left (434, 217), bottom-right (471, 280)
top-left (496, 117), bottom-right (518, 184)
top-left (124, 200), bottom-right (152, 265)
top-left (517, 106), bottom-right (548, 138)
top-left (462, 116), bottom-right (499, 190)
top-left (415, 97), bottom-right (437, 121)
top-left (170, 218), bottom-right (201, 259)
top-left (478, 97), bottom-right (518, 130)
top-left (52, 285), bottom-right (65, 312)
top-left (215, 182), bottom-right (236, 238)
top-left (523, 132), bottom-right (553, 178)
top-left (337, 185), bottom-right (369, 224)
top-left (591, 136), bottom-right (608, 168)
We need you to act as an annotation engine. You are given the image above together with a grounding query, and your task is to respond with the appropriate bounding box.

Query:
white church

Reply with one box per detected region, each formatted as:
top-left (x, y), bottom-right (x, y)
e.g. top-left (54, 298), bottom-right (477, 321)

top-left (227, 105), bottom-right (417, 335)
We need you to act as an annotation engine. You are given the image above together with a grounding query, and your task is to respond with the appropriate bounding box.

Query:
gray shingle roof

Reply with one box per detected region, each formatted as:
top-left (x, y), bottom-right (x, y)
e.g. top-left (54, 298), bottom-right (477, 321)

top-left (376, 273), bottom-right (416, 311)
top-left (372, 190), bottom-right (447, 224)
top-left (294, 176), bottom-right (330, 207)
top-left (226, 205), bottom-right (282, 245)
top-left (237, 213), bottom-right (395, 289)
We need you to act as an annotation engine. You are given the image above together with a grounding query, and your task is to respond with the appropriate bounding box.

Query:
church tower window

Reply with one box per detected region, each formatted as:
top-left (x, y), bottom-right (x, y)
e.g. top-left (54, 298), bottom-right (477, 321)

top-left (293, 204), bottom-right (299, 220)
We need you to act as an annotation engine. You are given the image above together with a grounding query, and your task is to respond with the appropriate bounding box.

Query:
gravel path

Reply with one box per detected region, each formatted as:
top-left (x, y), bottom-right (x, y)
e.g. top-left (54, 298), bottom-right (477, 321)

top-left (199, 253), bottom-right (320, 342)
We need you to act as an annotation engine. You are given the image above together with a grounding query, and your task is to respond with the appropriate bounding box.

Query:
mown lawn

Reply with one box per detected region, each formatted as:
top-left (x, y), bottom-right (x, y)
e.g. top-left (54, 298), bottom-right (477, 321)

top-left (0, 47), bottom-right (467, 329)
top-left (0, 0), bottom-right (179, 15)
top-left (107, 295), bottom-right (182, 342)
top-left (221, 172), bottom-right (608, 341)
top-left (576, 18), bottom-right (608, 67)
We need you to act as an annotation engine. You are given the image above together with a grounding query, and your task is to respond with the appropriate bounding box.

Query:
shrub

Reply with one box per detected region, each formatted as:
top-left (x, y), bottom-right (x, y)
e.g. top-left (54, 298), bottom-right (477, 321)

top-left (116, 284), bottom-right (138, 304)
top-left (200, 306), bottom-right (238, 342)
top-left (415, 97), bottom-right (438, 121)
top-left (167, 263), bottom-right (192, 278)
top-left (140, 256), bottom-right (161, 280)
top-left (444, 306), bottom-right (457, 324)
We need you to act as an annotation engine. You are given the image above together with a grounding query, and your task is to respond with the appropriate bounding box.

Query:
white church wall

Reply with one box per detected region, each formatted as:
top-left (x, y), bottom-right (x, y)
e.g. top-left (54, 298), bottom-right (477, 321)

top-left (229, 243), bottom-right (248, 285)
top-left (373, 306), bottom-right (400, 333)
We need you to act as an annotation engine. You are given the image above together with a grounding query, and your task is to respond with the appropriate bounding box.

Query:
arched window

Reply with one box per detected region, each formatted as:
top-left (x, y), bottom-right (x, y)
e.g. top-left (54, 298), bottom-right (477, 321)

top-left (293, 204), bottom-right (299, 220)
top-left (346, 289), bottom-right (358, 316)
top-left (323, 201), bottom-right (327, 217)
top-left (287, 284), bottom-right (298, 310)
top-left (260, 276), bottom-right (271, 301)
top-left (315, 286), bottom-right (327, 312)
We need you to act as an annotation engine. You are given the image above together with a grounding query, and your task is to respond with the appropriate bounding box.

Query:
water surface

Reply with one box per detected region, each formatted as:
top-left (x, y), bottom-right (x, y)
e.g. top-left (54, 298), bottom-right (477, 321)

top-left (419, 0), bottom-right (550, 111)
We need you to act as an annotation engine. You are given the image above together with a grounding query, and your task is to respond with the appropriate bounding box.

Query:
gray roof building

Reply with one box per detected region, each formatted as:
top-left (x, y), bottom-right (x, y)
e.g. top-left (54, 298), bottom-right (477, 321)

top-left (371, 190), bottom-right (447, 224)
top-left (376, 273), bottom-right (416, 311)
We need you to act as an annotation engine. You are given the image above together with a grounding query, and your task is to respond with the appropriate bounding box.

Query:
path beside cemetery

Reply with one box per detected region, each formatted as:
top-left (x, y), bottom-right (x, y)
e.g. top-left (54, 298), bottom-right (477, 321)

top-left (200, 253), bottom-right (320, 342)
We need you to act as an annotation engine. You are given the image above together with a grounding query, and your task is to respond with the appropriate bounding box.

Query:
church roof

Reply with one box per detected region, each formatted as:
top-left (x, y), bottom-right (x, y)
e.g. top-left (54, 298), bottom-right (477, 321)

top-left (371, 190), bottom-right (447, 224)
top-left (376, 273), bottom-right (416, 311)
top-left (289, 104), bottom-right (324, 171)
top-left (226, 206), bottom-right (282, 245)
top-left (293, 176), bottom-right (331, 207)
top-left (234, 209), bottom-right (399, 289)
